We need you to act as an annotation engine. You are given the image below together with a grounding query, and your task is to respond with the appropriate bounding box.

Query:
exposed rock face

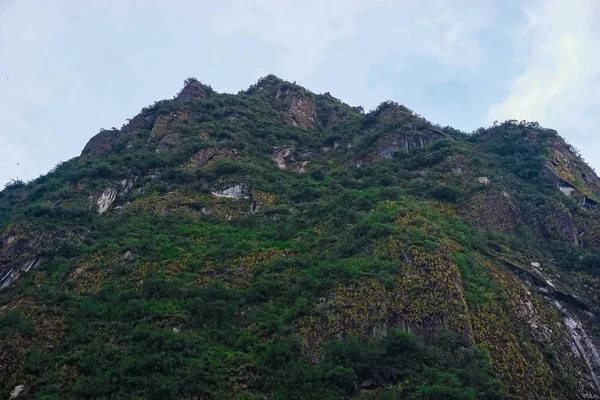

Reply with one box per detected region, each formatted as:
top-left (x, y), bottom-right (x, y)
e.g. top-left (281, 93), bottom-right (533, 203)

top-left (80, 129), bottom-right (120, 158)
top-left (445, 154), bottom-right (470, 178)
top-left (297, 242), bottom-right (471, 362)
top-left (464, 190), bottom-right (521, 232)
top-left (124, 189), bottom-right (262, 221)
top-left (362, 101), bottom-right (428, 136)
top-left (541, 203), bottom-right (580, 246)
top-left (273, 147), bottom-right (295, 170)
top-left (272, 147), bottom-right (308, 172)
top-left (285, 96), bottom-right (317, 127)
top-left (250, 189), bottom-right (275, 214)
top-left (121, 111), bottom-right (153, 134)
top-left (559, 182), bottom-right (577, 196)
top-left (451, 166), bottom-right (463, 175)
top-left (580, 195), bottom-right (598, 208)
top-left (10, 384), bottom-right (25, 399)
top-left (377, 132), bottom-right (445, 158)
top-left (276, 89), bottom-right (318, 128)
top-left (175, 79), bottom-right (208, 102)
top-left (126, 190), bottom-right (203, 217)
top-left (351, 132), bottom-right (445, 167)
top-left (211, 184), bottom-right (250, 199)
top-left (0, 225), bottom-right (78, 289)
top-left (555, 301), bottom-right (600, 394)
top-left (91, 178), bottom-right (136, 214)
top-left (571, 206), bottom-right (600, 250)
top-left (474, 256), bottom-right (600, 399)
top-left (120, 178), bottom-right (135, 194)
top-left (0, 258), bottom-right (42, 289)
top-left (184, 148), bottom-right (237, 170)
top-left (370, 102), bottom-right (413, 127)
top-left (150, 112), bottom-right (190, 139)
top-left (81, 111), bottom-right (156, 159)
top-left (149, 115), bottom-right (171, 140)
top-left (548, 137), bottom-right (600, 198)
top-left (296, 161), bottom-right (309, 173)
top-left (149, 112), bottom-right (195, 152)
top-left (321, 140), bottom-right (340, 154)
top-left (96, 187), bottom-right (118, 214)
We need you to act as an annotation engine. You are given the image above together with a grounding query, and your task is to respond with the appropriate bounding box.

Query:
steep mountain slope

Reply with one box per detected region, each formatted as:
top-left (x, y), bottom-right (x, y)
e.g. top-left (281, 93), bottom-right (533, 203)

top-left (2, 76), bottom-right (600, 399)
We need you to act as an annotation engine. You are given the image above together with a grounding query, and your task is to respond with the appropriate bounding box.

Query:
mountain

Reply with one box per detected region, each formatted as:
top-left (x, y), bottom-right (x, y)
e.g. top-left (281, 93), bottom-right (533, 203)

top-left (2, 75), bottom-right (600, 399)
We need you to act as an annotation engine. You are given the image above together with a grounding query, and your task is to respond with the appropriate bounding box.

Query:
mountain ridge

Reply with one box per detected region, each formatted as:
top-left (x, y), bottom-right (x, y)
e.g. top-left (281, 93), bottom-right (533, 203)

top-left (1, 76), bottom-right (600, 399)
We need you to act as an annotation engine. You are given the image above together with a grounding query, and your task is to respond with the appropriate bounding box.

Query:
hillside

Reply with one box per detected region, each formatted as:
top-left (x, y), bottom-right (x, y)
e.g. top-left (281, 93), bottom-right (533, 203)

top-left (2, 76), bottom-right (600, 399)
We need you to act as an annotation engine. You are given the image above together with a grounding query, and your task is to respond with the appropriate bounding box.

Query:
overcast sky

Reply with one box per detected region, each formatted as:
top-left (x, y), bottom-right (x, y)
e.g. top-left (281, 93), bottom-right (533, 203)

top-left (1, 0), bottom-right (599, 186)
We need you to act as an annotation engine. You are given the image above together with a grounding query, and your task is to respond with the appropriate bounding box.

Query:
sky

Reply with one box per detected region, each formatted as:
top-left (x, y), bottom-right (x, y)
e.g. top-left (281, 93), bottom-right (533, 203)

top-left (1, 0), bottom-right (599, 186)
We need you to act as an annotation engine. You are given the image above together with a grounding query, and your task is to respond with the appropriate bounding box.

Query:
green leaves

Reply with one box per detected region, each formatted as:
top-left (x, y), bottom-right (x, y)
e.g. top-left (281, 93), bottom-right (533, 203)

top-left (0, 310), bottom-right (35, 337)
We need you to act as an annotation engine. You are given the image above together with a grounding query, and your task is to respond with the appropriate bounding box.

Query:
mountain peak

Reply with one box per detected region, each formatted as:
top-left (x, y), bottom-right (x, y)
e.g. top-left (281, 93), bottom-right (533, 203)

top-left (246, 74), bottom-right (286, 93)
top-left (174, 77), bottom-right (212, 102)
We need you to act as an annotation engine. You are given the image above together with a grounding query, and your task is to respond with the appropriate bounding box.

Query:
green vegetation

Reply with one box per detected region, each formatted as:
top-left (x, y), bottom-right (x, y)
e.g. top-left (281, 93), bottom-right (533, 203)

top-left (0, 77), bottom-right (599, 399)
top-left (0, 310), bottom-right (34, 337)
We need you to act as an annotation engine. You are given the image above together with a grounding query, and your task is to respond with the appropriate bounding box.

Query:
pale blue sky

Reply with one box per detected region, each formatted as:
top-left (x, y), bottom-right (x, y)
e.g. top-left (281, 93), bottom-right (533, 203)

top-left (1, 0), bottom-right (599, 186)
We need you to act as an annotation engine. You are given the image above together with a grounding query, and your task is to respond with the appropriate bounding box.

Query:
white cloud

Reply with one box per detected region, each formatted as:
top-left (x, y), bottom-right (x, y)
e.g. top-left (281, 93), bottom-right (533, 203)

top-left (411, 1), bottom-right (496, 67)
top-left (191, 0), bottom-right (383, 79)
top-left (487, 0), bottom-right (600, 169)
top-left (189, 0), bottom-right (494, 78)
